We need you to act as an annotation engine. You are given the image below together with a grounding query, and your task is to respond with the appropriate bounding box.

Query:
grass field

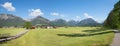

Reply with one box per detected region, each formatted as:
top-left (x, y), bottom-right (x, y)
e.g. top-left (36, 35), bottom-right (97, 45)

top-left (0, 27), bottom-right (114, 46)
top-left (0, 28), bottom-right (25, 36)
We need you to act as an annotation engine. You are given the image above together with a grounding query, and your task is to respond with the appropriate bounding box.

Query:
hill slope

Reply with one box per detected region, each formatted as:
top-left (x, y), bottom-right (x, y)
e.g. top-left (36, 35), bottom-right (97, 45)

top-left (31, 16), bottom-right (50, 25)
top-left (77, 18), bottom-right (99, 26)
top-left (0, 14), bottom-right (25, 27)
top-left (104, 0), bottom-right (120, 29)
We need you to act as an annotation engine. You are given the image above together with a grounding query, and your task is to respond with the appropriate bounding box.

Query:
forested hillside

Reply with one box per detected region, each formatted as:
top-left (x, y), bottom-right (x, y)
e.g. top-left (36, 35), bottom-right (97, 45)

top-left (0, 14), bottom-right (25, 27)
top-left (104, 0), bottom-right (120, 29)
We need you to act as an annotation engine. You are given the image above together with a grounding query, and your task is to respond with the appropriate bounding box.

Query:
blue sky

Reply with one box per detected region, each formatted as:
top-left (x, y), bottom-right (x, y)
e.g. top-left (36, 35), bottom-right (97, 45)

top-left (0, 0), bottom-right (118, 23)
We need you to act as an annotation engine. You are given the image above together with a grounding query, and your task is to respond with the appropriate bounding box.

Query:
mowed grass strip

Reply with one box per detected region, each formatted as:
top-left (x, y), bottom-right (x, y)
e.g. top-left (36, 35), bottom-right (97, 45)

top-left (0, 27), bottom-right (114, 46)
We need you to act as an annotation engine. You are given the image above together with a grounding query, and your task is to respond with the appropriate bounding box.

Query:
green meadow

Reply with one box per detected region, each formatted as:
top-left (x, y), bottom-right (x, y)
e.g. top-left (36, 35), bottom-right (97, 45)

top-left (0, 27), bottom-right (114, 46)
top-left (0, 28), bottom-right (25, 36)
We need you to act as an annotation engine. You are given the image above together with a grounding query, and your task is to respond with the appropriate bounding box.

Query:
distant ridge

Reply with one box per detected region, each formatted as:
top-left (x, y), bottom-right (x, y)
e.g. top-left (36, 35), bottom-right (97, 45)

top-left (77, 18), bottom-right (100, 26)
top-left (31, 16), bottom-right (50, 25)
top-left (0, 13), bottom-right (101, 27)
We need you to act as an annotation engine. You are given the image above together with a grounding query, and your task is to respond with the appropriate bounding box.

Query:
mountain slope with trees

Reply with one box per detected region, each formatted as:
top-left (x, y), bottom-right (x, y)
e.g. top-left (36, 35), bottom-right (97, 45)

top-left (0, 14), bottom-right (25, 27)
top-left (50, 19), bottom-right (67, 27)
top-left (67, 20), bottom-right (78, 26)
top-left (31, 16), bottom-right (50, 25)
top-left (77, 18), bottom-right (100, 26)
top-left (104, 0), bottom-right (120, 29)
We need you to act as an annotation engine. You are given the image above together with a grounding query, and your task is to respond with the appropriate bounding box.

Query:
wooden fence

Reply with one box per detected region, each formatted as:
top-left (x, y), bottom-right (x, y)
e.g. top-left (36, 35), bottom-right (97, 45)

top-left (0, 30), bottom-right (29, 42)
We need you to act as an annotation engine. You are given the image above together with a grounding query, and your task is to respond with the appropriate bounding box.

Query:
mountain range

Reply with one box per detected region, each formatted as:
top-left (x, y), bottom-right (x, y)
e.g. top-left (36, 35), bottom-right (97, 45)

top-left (0, 13), bottom-right (101, 27)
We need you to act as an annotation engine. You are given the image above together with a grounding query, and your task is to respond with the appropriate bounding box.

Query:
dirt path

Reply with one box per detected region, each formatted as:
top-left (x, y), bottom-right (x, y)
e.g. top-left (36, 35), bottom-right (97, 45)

top-left (110, 30), bottom-right (120, 46)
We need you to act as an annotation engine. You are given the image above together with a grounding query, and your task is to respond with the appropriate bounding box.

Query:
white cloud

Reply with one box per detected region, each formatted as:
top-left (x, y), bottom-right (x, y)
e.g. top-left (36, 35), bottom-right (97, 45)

top-left (24, 18), bottom-right (32, 21)
top-left (76, 16), bottom-right (80, 19)
top-left (29, 9), bottom-right (44, 17)
top-left (51, 12), bottom-right (66, 18)
top-left (1, 2), bottom-right (15, 11)
top-left (95, 19), bottom-right (104, 23)
top-left (84, 13), bottom-right (93, 18)
top-left (60, 14), bottom-right (65, 18)
top-left (83, 13), bottom-right (103, 23)
top-left (74, 16), bottom-right (81, 21)
top-left (51, 12), bottom-right (59, 16)
top-left (50, 12), bottom-right (66, 17)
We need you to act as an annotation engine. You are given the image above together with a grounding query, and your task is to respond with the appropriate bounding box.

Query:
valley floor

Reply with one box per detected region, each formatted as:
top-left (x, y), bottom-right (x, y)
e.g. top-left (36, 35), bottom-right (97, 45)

top-left (0, 27), bottom-right (114, 46)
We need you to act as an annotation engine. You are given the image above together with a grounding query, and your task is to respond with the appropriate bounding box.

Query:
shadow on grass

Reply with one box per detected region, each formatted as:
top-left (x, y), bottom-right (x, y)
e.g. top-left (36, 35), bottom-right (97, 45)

top-left (57, 31), bottom-right (113, 37)
top-left (82, 28), bottom-right (108, 33)
top-left (0, 41), bottom-right (8, 44)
